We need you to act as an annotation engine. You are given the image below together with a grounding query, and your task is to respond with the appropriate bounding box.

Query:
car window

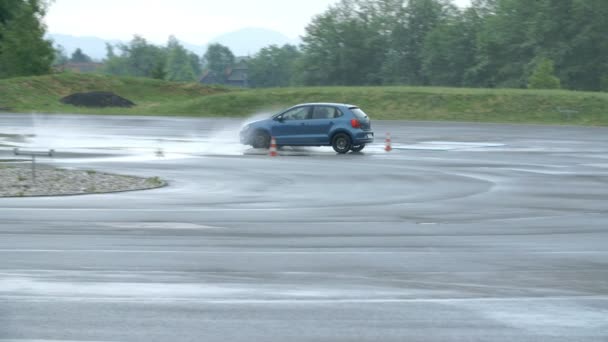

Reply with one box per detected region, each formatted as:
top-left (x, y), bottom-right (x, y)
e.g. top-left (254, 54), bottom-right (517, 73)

top-left (312, 106), bottom-right (342, 119)
top-left (350, 107), bottom-right (368, 119)
top-left (282, 106), bottom-right (310, 120)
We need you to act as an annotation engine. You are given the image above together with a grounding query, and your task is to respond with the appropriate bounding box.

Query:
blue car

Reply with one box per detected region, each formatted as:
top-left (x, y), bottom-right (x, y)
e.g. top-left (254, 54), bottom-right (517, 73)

top-left (240, 103), bottom-right (374, 153)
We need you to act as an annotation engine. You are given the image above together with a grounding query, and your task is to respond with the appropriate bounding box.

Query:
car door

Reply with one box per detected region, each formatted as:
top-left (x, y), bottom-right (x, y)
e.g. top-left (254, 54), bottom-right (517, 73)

top-left (271, 106), bottom-right (312, 145)
top-left (307, 106), bottom-right (341, 144)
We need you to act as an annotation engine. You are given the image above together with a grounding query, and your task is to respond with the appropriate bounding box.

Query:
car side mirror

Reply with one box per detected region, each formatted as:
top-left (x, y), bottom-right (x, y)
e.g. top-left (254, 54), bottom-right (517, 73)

top-left (275, 116), bottom-right (284, 122)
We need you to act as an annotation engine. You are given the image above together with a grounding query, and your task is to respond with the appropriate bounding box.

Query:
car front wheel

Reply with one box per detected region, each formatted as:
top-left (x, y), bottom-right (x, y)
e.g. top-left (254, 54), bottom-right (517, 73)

top-left (332, 133), bottom-right (352, 154)
top-left (252, 131), bottom-right (270, 149)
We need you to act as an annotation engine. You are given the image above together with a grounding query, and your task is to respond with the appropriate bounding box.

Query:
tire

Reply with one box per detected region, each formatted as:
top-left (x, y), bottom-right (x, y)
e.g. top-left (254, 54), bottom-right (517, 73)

top-left (252, 131), bottom-right (270, 149)
top-left (351, 144), bottom-right (365, 153)
top-left (332, 133), bottom-right (352, 154)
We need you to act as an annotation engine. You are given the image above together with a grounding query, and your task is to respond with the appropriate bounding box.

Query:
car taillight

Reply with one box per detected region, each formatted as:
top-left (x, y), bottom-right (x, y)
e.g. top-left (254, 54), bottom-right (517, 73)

top-left (351, 119), bottom-right (361, 128)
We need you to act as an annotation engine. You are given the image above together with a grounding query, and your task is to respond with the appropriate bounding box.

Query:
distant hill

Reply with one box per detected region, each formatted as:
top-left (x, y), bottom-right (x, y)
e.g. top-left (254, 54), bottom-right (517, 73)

top-left (47, 34), bottom-right (121, 61)
top-left (47, 28), bottom-right (298, 61)
top-left (209, 28), bottom-right (298, 56)
top-left (48, 34), bottom-right (208, 60)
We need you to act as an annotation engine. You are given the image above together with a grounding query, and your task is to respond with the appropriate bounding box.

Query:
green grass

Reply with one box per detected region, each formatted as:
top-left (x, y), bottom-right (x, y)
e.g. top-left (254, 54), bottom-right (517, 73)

top-left (182, 86), bottom-right (608, 125)
top-left (0, 73), bottom-right (228, 115)
top-left (1, 73), bottom-right (607, 125)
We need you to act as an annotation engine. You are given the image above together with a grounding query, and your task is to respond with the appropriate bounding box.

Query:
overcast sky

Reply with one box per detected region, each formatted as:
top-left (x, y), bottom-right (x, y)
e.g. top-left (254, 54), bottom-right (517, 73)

top-left (45, 0), bottom-right (472, 44)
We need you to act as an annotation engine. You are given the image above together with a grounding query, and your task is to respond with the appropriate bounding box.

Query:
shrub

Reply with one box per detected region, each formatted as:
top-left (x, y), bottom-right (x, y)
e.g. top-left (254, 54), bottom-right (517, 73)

top-left (528, 58), bottom-right (561, 90)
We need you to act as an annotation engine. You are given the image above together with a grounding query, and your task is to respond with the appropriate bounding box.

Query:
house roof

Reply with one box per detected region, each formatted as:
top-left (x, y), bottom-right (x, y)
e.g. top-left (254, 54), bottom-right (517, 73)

top-left (199, 61), bottom-right (249, 85)
top-left (227, 69), bottom-right (247, 82)
top-left (199, 70), bottom-right (222, 83)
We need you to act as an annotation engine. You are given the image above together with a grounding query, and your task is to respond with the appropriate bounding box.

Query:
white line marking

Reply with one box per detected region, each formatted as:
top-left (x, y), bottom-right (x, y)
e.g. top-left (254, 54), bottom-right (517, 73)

top-left (2, 295), bottom-right (607, 305)
top-left (0, 208), bottom-right (283, 212)
top-left (0, 340), bottom-right (117, 342)
top-left (0, 249), bottom-right (436, 254)
top-left (100, 222), bottom-right (221, 230)
top-left (0, 249), bottom-right (605, 255)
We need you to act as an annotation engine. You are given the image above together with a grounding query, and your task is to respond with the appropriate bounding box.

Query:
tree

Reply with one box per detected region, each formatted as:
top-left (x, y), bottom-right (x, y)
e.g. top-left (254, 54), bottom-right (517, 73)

top-left (103, 36), bottom-right (203, 81)
top-left (70, 48), bottom-right (92, 63)
top-left (461, 0), bottom-right (608, 91)
top-left (300, 0), bottom-right (401, 86)
top-left (103, 36), bottom-right (167, 79)
top-left (0, 0), bottom-right (54, 78)
top-left (188, 52), bottom-right (202, 78)
top-left (0, 0), bottom-right (18, 25)
top-left (52, 44), bottom-right (69, 67)
top-left (165, 36), bottom-right (198, 81)
top-left (421, 7), bottom-right (479, 86)
top-left (299, 0), bottom-right (456, 86)
top-left (528, 57), bottom-right (561, 89)
top-left (381, 0), bottom-right (455, 85)
top-left (470, 0), bottom-right (497, 16)
top-left (103, 43), bottom-right (129, 76)
top-left (555, 0), bottom-right (608, 91)
top-left (247, 44), bottom-right (301, 87)
top-left (124, 36), bottom-right (167, 79)
top-left (203, 43), bottom-right (234, 81)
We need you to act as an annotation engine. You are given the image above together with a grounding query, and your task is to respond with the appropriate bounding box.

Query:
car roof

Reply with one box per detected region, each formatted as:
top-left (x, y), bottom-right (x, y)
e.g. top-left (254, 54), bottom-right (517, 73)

top-left (294, 103), bottom-right (357, 108)
top-left (272, 103), bottom-right (359, 117)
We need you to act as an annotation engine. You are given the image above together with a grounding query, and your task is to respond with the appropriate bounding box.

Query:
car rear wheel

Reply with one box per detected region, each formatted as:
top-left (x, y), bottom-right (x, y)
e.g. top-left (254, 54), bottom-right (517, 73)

top-left (351, 144), bottom-right (365, 152)
top-left (332, 133), bottom-right (351, 154)
top-left (252, 131), bottom-right (270, 149)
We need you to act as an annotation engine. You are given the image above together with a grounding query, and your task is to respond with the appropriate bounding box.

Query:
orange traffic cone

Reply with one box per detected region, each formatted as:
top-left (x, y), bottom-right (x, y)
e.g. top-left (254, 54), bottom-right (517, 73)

top-left (385, 133), bottom-right (392, 152)
top-left (269, 137), bottom-right (278, 157)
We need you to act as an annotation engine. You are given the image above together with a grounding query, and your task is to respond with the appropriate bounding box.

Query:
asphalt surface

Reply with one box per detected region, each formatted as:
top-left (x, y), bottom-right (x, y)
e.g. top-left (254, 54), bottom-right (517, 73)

top-left (1, 114), bottom-right (608, 341)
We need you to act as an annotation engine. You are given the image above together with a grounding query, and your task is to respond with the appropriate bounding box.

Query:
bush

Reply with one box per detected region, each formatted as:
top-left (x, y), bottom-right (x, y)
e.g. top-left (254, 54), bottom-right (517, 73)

top-left (528, 58), bottom-right (561, 90)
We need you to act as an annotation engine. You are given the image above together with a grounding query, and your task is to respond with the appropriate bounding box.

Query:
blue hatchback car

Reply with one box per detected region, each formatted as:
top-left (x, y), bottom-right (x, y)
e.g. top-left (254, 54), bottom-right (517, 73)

top-left (240, 103), bottom-right (374, 153)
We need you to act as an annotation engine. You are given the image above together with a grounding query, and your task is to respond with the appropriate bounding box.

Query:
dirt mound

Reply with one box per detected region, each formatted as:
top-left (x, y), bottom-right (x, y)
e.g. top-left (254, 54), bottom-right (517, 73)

top-left (60, 91), bottom-right (136, 108)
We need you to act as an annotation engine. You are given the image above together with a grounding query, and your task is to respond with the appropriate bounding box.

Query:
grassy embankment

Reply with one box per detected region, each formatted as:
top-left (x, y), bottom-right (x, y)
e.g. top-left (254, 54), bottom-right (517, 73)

top-left (0, 73), bottom-right (228, 115)
top-left (1, 73), bottom-right (607, 125)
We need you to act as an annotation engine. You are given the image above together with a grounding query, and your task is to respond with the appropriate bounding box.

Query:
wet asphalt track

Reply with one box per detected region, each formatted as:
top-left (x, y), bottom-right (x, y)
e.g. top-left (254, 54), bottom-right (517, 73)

top-left (1, 114), bottom-right (608, 341)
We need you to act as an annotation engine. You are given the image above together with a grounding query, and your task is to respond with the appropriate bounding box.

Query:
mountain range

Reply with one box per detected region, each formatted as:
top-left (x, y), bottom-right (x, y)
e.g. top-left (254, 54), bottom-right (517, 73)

top-left (47, 28), bottom-right (299, 61)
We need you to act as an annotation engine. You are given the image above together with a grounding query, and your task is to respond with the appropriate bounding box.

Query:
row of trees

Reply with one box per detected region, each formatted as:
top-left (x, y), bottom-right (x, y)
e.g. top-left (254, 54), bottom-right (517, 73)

top-left (1, 0), bottom-right (606, 91)
top-left (297, 0), bottom-right (608, 91)
top-left (53, 47), bottom-right (94, 65)
top-left (101, 37), bottom-right (303, 87)
top-left (102, 37), bottom-right (247, 82)
top-left (211, 0), bottom-right (607, 91)
top-left (50, 35), bottom-right (300, 87)
top-left (0, 0), bottom-right (54, 78)
top-left (100, 38), bottom-right (300, 87)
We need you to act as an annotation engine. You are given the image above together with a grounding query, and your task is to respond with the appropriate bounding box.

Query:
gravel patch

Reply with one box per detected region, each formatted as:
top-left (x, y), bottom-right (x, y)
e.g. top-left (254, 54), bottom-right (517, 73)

top-left (0, 163), bottom-right (165, 197)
